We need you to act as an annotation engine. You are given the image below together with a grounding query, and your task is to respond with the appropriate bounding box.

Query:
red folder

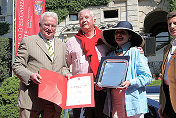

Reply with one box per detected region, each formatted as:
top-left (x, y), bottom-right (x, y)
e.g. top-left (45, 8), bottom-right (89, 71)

top-left (38, 69), bottom-right (95, 109)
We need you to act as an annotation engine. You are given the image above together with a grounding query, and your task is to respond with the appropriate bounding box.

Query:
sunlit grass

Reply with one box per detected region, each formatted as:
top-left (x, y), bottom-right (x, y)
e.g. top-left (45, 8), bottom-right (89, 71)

top-left (147, 79), bottom-right (161, 86)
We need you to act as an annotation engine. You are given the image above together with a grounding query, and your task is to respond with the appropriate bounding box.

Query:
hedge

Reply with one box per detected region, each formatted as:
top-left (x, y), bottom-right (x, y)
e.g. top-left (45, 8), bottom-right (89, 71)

top-left (0, 76), bottom-right (20, 118)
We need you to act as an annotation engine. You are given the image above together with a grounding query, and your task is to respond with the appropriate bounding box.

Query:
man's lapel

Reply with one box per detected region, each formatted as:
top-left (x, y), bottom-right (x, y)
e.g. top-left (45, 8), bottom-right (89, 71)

top-left (162, 44), bottom-right (171, 75)
top-left (36, 33), bottom-right (51, 61)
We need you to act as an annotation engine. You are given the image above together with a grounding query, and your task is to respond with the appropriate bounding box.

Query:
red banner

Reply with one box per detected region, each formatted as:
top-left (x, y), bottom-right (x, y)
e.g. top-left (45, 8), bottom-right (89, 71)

top-left (15, 0), bottom-right (45, 56)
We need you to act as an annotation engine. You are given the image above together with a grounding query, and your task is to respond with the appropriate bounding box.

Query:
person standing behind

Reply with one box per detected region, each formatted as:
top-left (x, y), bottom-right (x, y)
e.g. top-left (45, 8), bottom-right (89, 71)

top-left (66, 9), bottom-right (110, 118)
top-left (13, 12), bottom-right (69, 118)
top-left (100, 21), bottom-right (152, 118)
top-left (158, 11), bottom-right (176, 118)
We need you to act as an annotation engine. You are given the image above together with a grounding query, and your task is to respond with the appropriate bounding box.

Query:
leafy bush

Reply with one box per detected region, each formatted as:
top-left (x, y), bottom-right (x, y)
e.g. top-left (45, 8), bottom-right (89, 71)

top-left (0, 37), bottom-right (12, 82)
top-left (45, 0), bottom-right (110, 23)
top-left (0, 76), bottom-right (20, 118)
top-left (169, 0), bottom-right (176, 11)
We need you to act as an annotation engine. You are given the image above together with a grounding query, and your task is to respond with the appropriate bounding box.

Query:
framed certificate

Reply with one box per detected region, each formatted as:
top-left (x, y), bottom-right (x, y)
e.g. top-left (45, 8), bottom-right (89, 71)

top-left (96, 56), bottom-right (130, 88)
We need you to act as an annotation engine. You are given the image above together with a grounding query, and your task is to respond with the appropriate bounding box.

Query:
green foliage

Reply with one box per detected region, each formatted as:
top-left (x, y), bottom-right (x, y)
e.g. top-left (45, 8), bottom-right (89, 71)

top-left (0, 76), bottom-right (20, 118)
top-left (147, 80), bottom-right (161, 86)
top-left (45, 0), bottom-right (110, 23)
top-left (52, 8), bottom-right (69, 23)
top-left (0, 22), bottom-right (10, 36)
top-left (0, 37), bottom-right (12, 82)
top-left (169, 0), bottom-right (176, 11)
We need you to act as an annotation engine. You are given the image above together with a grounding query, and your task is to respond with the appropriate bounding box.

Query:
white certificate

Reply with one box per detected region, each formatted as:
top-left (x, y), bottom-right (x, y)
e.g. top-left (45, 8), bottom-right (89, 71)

top-left (66, 76), bottom-right (91, 106)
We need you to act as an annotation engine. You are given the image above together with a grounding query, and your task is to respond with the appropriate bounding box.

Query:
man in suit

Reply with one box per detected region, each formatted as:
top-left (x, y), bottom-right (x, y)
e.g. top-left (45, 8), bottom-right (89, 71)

top-left (13, 11), bottom-right (69, 118)
top-left (158, 11), bottom-right (176, 118)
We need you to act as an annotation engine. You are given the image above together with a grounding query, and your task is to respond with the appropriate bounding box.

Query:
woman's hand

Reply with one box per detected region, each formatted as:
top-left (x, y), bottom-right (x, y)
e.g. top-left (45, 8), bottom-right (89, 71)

top-left (118, 80), bottom-right (131, 89)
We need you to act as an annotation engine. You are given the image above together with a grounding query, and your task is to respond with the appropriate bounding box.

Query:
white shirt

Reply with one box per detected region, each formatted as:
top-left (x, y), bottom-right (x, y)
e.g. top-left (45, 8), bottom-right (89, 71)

top-left (164, 39), bottom-right (176, 85)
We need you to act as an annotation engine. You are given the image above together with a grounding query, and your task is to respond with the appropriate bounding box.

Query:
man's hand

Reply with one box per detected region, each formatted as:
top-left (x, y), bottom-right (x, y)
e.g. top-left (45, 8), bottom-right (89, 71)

top-left (30, 73), bottom-right (42, 84)
top-left (137, 47), bottom-right (144, 55)
top-left (95, 84), bottom-right (104, 91)
top-left (65, 74), bottom-right (72, 80)
top-left (158, 105), bottom-right (164, 118)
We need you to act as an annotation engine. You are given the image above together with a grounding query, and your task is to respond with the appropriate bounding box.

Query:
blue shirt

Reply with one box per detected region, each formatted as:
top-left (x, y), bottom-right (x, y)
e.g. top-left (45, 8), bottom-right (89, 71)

top-left (108, 42), bottom-right (152, 116)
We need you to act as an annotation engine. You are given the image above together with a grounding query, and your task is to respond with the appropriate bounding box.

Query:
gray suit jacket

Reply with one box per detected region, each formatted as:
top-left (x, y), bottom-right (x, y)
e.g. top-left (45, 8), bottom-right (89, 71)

top-left (13, 33), bottom-right (69, 111)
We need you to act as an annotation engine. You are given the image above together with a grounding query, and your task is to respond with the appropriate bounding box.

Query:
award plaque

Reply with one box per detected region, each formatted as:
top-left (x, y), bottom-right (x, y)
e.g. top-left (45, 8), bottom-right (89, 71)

top-left (96, 56), bottom-right (130, 88)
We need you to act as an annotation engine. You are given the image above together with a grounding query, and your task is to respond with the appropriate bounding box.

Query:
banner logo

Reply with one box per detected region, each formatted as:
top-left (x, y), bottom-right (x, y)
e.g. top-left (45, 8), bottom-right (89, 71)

top-left (34, 1), bottom-right (43, 15)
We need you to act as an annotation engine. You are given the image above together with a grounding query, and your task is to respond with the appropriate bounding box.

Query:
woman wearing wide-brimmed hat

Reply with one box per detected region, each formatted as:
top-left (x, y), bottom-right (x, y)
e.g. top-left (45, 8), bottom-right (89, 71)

top-left (101, 21), bottom-right (152, 118)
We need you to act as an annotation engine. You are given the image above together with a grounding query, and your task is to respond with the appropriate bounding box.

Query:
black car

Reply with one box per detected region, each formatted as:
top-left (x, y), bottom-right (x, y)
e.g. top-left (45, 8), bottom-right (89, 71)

top-left (145, 86), bottom-right (160, 118)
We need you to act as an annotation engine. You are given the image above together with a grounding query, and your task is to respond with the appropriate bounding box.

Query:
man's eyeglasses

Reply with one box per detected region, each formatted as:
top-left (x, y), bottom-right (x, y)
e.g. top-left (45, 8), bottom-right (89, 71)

top-left (43, 23), bottom-right (57, 29)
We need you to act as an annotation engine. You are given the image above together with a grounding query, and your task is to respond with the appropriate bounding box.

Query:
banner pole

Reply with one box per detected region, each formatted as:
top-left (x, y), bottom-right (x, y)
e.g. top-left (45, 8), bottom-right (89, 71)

top-left (12, 0), bottom-right (15, 77)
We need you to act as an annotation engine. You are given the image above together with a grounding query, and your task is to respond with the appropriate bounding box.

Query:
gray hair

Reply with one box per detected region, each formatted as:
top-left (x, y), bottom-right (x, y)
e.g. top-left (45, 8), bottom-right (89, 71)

top-left (40, 11), bottom-right (58, 24)
top-left (167, 11), bottom-right (176, 21)
top-left (78, 9), bottom-right (95, 19)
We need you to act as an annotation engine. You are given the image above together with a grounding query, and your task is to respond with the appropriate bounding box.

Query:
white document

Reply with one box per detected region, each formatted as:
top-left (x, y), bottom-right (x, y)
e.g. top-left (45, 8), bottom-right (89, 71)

top-left (66, 76), bottom-right (92, 106)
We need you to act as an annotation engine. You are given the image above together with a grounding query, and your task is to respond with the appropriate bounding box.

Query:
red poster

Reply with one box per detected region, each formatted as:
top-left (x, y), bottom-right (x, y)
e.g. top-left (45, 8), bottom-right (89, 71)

top-left (15, 0), bottom-right (45, 56)
top-left (38, 69), bottom-right (95, 109)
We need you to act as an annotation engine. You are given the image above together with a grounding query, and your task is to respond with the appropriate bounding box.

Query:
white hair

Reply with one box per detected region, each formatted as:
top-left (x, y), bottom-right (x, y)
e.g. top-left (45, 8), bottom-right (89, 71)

top-left (40, 11), bottom-right (58, 24)
top-left (78, 9), bottom-right (96, 19)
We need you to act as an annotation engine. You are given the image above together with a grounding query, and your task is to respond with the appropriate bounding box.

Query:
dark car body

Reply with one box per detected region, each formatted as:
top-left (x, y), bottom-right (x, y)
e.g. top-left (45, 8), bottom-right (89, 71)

top-left (145, 86), bottom-right (160, 118)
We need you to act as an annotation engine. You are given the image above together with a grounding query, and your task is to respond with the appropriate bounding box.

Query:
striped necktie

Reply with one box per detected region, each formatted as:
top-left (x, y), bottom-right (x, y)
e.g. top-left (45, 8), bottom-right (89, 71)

top-left (47, 40), bottom-right (54, 60)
